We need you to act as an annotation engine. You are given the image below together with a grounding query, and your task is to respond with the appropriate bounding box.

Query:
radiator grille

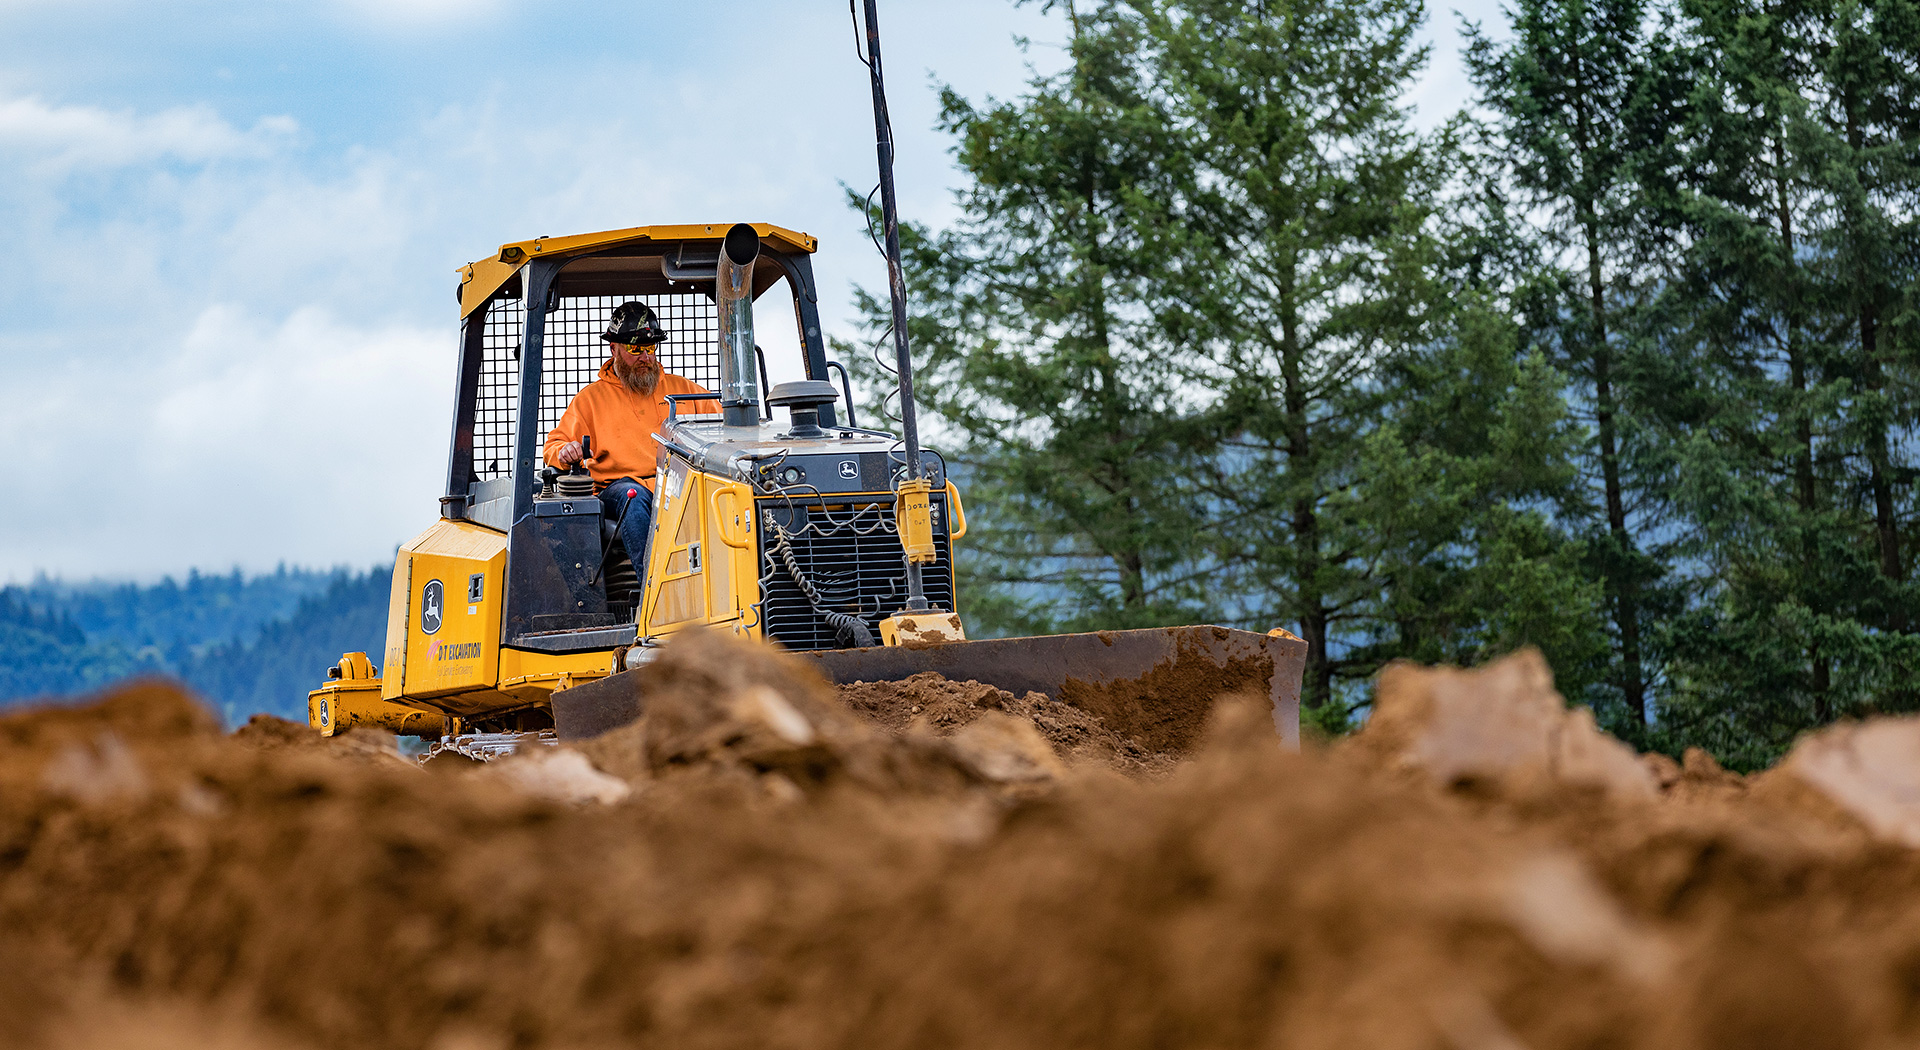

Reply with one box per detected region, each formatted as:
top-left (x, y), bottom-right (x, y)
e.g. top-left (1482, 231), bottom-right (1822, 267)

top-left (756, 495), bottom-right (955, 652)
top-left (471, 291), bottom-right (721, 483)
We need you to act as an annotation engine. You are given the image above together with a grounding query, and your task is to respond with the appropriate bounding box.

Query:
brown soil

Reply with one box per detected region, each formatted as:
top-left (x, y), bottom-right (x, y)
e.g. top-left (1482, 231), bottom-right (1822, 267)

top-left (1058, 628), bottom-right (1271, 754)
top-left (8, 638), bottom-right (1920, 1049)
top-left (837, 672), bottom-right (1178, 775)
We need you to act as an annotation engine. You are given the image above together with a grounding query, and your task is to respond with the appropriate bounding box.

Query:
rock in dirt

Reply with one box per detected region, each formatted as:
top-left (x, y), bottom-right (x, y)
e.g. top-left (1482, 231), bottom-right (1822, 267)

top-left (39, 731), bottom-right (149, 806)
top-left (1358, 647), bottom-right (1656, 798)
top-left (577, 628), bottom-right (984, 796)
top-left (1500, 852), bottom-right (1672, 985)
top-left (633, 627), bottom-right (860, 780)
top-left (484, 748), bottom-right (631, 805)
top-left (946, 712), bottom-right (1066, 784)
top-left (1776, 715), bottom-right (1920, 846)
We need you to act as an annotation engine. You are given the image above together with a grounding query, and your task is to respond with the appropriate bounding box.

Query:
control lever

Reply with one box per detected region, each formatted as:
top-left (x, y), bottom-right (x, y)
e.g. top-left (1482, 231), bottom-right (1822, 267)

top-left (555, 434), bottom-right (597, 499)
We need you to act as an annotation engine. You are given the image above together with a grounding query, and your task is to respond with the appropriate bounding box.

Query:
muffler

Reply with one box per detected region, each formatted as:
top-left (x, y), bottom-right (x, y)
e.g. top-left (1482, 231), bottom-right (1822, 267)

top-left (716, 222), bottom-right (762, 427)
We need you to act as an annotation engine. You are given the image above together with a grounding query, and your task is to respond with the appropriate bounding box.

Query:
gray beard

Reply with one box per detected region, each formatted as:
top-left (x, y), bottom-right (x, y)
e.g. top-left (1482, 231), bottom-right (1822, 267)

top-left (614, 355), bottom-right (661, 396)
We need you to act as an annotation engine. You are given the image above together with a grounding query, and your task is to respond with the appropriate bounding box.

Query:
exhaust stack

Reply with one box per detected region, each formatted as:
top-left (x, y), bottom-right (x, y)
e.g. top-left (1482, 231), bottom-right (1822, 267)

top-left (716, 223), bottom-right (762, 427)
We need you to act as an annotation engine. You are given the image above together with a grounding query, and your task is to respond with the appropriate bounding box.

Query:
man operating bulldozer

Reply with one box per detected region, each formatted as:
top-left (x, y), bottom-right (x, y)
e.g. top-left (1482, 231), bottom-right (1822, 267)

top-left (544, 301), bottom-right (716, 582)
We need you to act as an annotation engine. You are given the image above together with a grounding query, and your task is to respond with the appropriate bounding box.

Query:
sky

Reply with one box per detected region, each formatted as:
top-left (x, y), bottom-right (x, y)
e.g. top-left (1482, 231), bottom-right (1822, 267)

top-left (0, 0), bottom-right (1505, 584)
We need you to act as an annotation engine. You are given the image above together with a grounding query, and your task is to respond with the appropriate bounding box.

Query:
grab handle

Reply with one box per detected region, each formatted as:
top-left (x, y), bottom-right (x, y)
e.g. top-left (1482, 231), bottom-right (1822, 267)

top-left (712, 484), bottom-right (752, 549)
top-left (944, 481), bottom-right (968, 539)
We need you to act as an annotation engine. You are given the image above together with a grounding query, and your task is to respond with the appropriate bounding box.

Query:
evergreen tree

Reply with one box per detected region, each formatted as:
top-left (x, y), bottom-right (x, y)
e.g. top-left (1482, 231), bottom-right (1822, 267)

top-left (849, 1), bottom-right (1223, 633)
top-left (1, 566), bottom-right (389, 722)
top-left (860, 0), bottom-right (1608, 727)
top-left (1143, 0), bottom-right (1445, 711)
top-left (0, 587), bottom-right (154, 700)
top-left (1639, 0), bottom-right (1920, 765)
top-left (1148, 0), bottom-right (1602, 718)
top-left (1811, 0), bottom-right (1920, 608)
top-left (1464, 0), bottom-right (1665, 727)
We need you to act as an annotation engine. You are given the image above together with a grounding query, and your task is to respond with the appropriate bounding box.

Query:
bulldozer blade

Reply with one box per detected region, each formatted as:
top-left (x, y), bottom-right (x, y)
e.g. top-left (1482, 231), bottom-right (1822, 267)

top-left (552, 625), bottom-right (1307, 749)
top-left (804, 625), bottom-right (1305, 748)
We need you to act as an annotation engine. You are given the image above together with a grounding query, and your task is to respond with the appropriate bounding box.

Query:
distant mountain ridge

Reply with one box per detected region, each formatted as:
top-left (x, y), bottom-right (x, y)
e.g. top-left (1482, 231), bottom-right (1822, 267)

top-left (1, 565), bottom-right (391, 724)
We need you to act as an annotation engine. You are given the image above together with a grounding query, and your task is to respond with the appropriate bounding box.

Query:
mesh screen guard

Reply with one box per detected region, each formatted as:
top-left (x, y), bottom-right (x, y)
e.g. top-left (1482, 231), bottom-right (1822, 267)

top-left (470, 292), bottom-right (723, 484)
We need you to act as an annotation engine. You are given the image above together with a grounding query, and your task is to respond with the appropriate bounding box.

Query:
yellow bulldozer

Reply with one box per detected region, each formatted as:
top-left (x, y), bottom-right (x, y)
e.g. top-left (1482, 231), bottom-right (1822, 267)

top-left (305, 220), bottom-right (1305, 758)
top-left (306, 2), bottom-right (1303, 758)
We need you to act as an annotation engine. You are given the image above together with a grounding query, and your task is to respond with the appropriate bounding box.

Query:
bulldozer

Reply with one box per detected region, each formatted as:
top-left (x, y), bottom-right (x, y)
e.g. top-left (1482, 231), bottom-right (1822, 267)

top-left (305, 219), bottom-right (1306, 758)
top-left (307, 2), bottom-right (1305, 758)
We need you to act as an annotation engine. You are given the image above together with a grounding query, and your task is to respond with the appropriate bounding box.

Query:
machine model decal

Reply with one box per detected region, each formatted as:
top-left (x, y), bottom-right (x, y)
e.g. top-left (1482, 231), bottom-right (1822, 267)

top-left (421, 580), bottom-right (444, 635)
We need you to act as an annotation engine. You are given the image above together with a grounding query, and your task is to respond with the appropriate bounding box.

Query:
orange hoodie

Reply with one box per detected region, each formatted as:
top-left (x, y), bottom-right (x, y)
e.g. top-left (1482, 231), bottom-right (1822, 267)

top-left (542, 361), bottom-right (718, 490)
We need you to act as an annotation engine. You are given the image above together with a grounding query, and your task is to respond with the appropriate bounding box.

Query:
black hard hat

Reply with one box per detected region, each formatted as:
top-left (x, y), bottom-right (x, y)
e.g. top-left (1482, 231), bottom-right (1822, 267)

top-left (603, 301), bottom-right (669, 346)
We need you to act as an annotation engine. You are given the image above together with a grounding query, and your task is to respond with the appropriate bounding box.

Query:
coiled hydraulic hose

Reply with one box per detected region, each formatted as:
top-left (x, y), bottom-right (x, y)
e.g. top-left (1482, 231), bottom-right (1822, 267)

top-left (767, 522), bottom-right (875, 649)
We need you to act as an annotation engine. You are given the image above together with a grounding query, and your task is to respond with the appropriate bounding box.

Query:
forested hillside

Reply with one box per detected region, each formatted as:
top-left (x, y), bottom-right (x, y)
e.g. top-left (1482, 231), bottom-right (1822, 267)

top-left (0, 566), bottom-right (390, 724)
top-left (853, 0), bottom-right (1920, 767)
top-left (19, 567), bottom-right (340, 661)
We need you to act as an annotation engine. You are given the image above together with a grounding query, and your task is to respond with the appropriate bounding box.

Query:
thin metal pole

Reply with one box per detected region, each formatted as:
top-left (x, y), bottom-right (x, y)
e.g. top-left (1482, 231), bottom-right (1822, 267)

top-left (862, 0), bottom-right (930, 611)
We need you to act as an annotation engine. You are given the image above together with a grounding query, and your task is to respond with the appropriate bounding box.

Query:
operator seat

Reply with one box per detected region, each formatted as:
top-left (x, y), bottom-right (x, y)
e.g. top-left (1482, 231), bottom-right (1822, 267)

top-left (598, 510), bottom-right (642, 615)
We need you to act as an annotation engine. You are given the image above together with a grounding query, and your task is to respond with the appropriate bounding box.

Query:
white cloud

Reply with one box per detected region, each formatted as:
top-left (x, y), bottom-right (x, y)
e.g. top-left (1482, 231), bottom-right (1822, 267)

top-left (0, 306), bottom-right (447, 580)
top-left (0, 95), bottom-right (297, 174)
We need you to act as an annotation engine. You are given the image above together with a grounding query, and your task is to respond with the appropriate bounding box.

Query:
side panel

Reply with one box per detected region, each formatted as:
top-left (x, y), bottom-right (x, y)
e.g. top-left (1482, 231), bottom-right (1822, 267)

top-left (380, 552), bottom-right (413, 701)
top-left (644, 460), bottom-right (709, 631)
top-left (393, 519), bottom-right (508, 701)
top-left (640, 459), bottom-right (756, 637)
top-left (505, 509), bottom-right (611, 638)
top-left (709, 476), bottom-right (753, 628)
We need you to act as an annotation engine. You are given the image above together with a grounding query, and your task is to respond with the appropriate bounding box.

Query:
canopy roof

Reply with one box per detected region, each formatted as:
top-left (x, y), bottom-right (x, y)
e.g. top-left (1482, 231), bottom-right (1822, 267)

top-left (457, 222), bottom-right (818, 318)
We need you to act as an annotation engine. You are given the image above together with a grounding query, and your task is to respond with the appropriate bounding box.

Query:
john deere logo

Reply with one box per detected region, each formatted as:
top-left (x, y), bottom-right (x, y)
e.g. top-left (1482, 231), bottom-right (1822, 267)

top-left (838, 460), bottom-right (858, 479)
top-left (421, 579), bottom-right (444, 635)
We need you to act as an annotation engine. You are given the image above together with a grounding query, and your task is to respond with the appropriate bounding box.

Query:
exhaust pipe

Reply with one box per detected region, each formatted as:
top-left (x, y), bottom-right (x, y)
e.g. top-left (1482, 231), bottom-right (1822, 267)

top-left (716, 222), bottom-right (761, 427)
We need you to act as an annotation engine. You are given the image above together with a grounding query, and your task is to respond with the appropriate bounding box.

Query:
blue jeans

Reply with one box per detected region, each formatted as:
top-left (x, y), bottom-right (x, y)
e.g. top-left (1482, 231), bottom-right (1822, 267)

top-left (599, 479), bottom-right (656, 580)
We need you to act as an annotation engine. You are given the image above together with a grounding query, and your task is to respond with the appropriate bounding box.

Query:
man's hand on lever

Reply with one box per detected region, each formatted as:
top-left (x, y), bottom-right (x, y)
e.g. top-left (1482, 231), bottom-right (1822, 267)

top-left (556, 436), bottom-right (599, 468)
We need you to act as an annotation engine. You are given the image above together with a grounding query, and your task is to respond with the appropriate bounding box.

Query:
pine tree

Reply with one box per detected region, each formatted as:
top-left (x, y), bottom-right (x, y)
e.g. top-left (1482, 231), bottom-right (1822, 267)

top-left (1145, 0), bottom-right (1588, 716)
top-left (1464, 0), bottom-right (1664, 726)
top-left (1640, 0), bottom-right (1920, 765)
top-left (859, 0), bottom-right (1606, 728)
top-left (849, 1), bottom-right (1224, 633)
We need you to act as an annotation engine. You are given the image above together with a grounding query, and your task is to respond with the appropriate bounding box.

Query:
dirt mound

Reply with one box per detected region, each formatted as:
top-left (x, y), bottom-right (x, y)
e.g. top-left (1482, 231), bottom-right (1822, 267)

top-left (837, 672), bottom-right (1178, 774)
top-left (232, 714), bottom-right (411, 766)
top-left (573, 628), bottom-right (1060, 797)
top-left (9, 639), bottom-right (1920, 1048)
